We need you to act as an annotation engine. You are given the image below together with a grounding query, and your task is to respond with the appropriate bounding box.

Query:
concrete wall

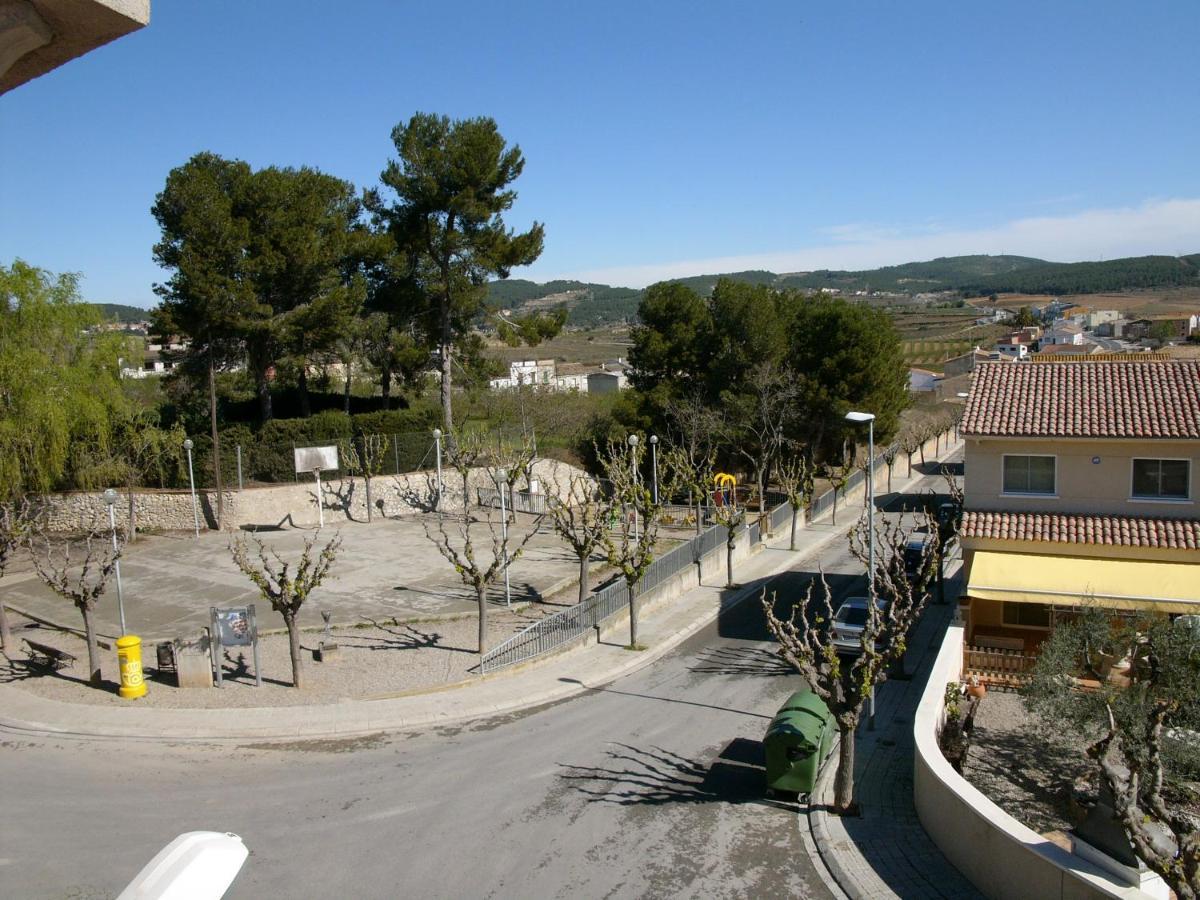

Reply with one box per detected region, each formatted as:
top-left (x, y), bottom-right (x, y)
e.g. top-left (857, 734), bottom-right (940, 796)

top-left (35, 458), bottom-right (591, 534)
top-left (963, 437), bottom-right (1200, 518)
top-left (913, 625), bottom-right (1149, 900)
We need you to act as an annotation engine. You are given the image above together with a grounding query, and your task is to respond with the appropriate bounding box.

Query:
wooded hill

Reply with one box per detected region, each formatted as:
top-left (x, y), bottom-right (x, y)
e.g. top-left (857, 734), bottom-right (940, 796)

top-left (491, 252), bottom-right (1200, 326)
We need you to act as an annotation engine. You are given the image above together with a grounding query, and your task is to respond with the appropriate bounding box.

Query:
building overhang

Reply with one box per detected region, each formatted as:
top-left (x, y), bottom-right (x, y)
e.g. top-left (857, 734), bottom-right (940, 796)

top-left (965, 548), bottom-right (1200, 613)
top-left (0, 0), bottom-right (149, 95)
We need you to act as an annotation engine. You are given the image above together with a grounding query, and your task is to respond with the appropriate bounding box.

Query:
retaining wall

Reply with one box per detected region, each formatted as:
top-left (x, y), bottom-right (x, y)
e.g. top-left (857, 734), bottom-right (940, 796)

top-left (35, 458), bottom-right (589, 533)
top-left (913, 625), bottom-right (1151, 900)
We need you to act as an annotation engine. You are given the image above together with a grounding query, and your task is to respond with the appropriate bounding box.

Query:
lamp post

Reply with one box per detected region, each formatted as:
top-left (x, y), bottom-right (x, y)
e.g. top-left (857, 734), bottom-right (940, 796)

top-left (183, 438), bottom-right (199, 538)
top-left (432, 428), bottom-right (443, 511)
top-left (846, 410), bottom-right (876, 729)
top-left (497, 468), bottom-right (511, 607)
top-left (103, 488), bottom-right (127, 635)
top-left (649, 434), bottom-right (659, 505)
top-left (628, 434), bottom-right (640, 541)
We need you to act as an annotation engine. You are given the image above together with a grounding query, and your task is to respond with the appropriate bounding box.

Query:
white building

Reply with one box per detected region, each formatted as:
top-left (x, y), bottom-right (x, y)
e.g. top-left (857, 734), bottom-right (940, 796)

top-left (1043, 320), bottom-right (1085, 346)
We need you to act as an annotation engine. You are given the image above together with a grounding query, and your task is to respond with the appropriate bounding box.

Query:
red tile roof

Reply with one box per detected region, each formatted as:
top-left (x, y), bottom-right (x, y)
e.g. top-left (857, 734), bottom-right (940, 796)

top-left (961, 361), bottom-right (1200, 438)
top-left (962, 511), bottom-right (1200, 549)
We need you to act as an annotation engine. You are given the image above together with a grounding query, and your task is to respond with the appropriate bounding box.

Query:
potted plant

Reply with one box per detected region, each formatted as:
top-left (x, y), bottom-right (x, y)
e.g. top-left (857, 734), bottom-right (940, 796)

top-left (966, 673), bottom-right (986, 698)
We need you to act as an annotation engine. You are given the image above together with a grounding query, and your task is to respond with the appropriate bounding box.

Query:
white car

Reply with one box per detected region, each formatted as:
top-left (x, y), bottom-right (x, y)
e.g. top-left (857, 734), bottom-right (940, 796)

top-left (831, 596), bottom-right (888, 655)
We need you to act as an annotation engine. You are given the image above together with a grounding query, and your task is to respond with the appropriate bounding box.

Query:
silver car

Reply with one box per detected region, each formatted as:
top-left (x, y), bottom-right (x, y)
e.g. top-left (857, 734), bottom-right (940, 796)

top-left (831, 596), bottom-right (888, 655)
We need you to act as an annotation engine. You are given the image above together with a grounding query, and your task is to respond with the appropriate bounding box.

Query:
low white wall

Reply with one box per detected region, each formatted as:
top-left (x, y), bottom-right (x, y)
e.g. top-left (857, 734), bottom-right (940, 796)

top-left (36, 458), bottom-right (590, 533)
top-left (913, 625), bottom-right (1150, 900)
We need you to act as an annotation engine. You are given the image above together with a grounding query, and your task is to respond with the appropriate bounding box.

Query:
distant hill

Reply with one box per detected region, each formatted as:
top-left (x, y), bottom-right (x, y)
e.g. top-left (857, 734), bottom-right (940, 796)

top-left (488, 252), bottom-right (1200, 326)
top-left (96, 303), bottom-right (152, 323)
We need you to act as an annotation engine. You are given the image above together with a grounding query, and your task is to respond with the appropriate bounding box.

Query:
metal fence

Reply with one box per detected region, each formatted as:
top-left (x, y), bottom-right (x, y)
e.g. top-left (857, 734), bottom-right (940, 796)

top-left (476, 486), bottom-right (549, 516)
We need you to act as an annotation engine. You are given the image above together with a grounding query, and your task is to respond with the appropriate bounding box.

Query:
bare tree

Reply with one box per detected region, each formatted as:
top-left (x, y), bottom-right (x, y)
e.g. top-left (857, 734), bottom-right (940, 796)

top-left (599, 437), bottom-right (669, 648)
top-left (763, 506), bottom-right (939, 813)
top-left (341, 432), bottom-right (390, 523)
top-left (29, 524), bottom-right (123, 686)
top-left (776, 449), bottom-right (816, 551)
top-left (663, 393), bottom-right (726, 534)
top-left (230, 530), bottom-right (342, 689)
top-left (423, 430), bottom-right (541, 655)
top-left (883, 446), bottom-right (898, 494)
top-left (0, 498), bottom-right (32, 652)
top-left (1025, 610), bottom-right (1200, 898)
top-left (901, 431), bottom-right (922, 477)
top-left (546, 475), bottom-right (611, 606)
top-left (827, 460), bottom-right (854, 526)
top-left (725, 360), bottom-right (800, 532)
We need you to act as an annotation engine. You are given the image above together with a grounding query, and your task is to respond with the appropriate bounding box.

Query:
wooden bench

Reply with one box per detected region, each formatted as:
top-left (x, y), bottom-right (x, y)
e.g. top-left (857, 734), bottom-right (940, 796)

top-left (24, 639), bottom-right (77, 670)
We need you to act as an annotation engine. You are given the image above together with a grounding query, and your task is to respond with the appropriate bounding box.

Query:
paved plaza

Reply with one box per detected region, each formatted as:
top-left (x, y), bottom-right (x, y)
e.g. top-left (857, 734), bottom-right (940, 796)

top-left (6, 512), bottom-right (589, 642)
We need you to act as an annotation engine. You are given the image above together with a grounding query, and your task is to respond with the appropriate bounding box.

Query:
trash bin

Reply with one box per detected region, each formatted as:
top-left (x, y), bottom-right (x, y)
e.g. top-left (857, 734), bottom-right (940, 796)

top-left (763, 689), bottom-right (834, 794)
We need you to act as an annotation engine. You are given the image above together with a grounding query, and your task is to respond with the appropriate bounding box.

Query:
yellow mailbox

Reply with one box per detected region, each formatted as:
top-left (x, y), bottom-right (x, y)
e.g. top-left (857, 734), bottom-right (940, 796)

top-left (116, 634), bottom-right (147, 699)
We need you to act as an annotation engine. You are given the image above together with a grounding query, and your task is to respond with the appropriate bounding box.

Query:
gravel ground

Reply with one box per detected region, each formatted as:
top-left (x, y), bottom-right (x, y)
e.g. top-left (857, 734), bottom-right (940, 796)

top-left (960, 690), bottom-right (1093, 835)
top-left (0, 591), bottom-right (583, 709)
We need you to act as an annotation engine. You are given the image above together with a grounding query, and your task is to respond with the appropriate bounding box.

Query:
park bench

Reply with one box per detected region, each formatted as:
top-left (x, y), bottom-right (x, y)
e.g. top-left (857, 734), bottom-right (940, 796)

top-left (23, 639), bottom-right (77, 670)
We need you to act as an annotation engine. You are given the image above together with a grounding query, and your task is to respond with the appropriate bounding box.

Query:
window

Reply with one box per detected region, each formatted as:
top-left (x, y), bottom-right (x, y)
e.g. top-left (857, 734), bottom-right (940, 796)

top-left (1132, 459), bottom-right (1189, 500)
top-left (1002, 602), bottom-right (1051, 628)
top-left (1002, 455), bottom-right (1055, 495)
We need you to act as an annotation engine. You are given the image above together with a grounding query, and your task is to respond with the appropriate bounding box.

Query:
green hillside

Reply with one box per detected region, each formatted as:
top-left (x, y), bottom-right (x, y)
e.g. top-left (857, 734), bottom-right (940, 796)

top-left (959, 254), bottom-right (1200, 296)
top-left (96, 303), bottom-right (152, 323)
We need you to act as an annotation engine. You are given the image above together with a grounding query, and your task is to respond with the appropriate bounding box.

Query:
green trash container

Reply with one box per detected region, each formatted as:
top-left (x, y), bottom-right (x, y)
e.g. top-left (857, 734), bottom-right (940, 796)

top-left (763, 688), bottom-right (835, 794)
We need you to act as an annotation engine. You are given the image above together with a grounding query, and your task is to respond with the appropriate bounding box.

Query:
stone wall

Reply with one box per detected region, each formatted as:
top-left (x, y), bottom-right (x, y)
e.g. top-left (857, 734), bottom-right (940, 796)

top-left (35, 458), bottom-right (592, 534)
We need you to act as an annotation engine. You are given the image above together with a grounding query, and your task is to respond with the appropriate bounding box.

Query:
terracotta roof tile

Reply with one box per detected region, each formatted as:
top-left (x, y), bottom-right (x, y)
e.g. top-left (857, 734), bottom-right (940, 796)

top-left (961, 361), bottom-right (1200, 438)
top-left (961, 510), bottom-right (1200, 550)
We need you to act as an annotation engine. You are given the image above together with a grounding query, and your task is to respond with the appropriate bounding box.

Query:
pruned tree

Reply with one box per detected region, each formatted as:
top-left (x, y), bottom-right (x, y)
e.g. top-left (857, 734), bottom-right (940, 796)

top-left (546, 474), bottom-right (611, 605)
top-left (763, 506), bottom-right (939, 813)
top-left (776, 448), bottom-right (816, 551)
top-left (827, 460), bottom-right (854, 526)
top-left (598, 437), bottom-right (669, 648)
top-left (229, 530), bottom-right (342, 688)
top-left (883, 446), bottom-right (898, 494)
top-left (29, 523), bottom-right (124, 687)
top-left (340, 432), bottom-right (390, 523)
top-left (1023, 609), bottom-right (1200, 898)
top-left (709, 478), bottom-right (747, 588)
top-left (0, 498), bottom-right (32, 652)
top-left (423, 431), bottom-right (540, 655)
top-left (901, 431), bottom-right (922, 477)
top-left (660, 443), bottom-right (715, 536)
top-left (662, 393), bottom-right (725, 534)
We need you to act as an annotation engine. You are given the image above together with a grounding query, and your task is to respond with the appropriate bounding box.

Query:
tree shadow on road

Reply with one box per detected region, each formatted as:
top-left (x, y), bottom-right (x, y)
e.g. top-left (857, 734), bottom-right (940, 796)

top-left (558, 739), bottom-right (781, 808)
top-left (688, 644), bottom-right (794, 677)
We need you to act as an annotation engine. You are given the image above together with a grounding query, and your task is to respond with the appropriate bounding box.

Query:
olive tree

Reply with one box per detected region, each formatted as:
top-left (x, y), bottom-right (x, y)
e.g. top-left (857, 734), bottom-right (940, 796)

top-left (1023, 609), bottom-right (1200, 898)
top-left (763, 506), bottom-right (939, 813)
top-left (230, 530), bottom-right (342, 688)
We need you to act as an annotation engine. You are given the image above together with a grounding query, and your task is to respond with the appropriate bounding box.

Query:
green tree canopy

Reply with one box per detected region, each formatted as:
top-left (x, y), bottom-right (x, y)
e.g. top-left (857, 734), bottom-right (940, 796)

top-left (0, 261), bottom-right (128, 499)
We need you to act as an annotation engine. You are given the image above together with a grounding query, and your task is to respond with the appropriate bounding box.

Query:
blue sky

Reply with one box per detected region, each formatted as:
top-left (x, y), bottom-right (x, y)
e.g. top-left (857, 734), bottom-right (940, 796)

top-left (2, 0), bottom-right (1198, 306)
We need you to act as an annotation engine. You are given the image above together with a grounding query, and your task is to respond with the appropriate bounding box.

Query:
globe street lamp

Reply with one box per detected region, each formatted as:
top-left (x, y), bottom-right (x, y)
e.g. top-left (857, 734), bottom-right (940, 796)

top-left (649, 434), bottom-right (659, 505)
top-left (432, 428), bottom-right (443, 511)
top-left (497, 468), bottom-right (511, 608)
top-left (103, 488), bottom-right (126, 635)
top-left (628, 434), bottom-right (640, 541)
top-left (183, 438), bottom-right (199, 539)
top-left (845, 410), bottom-right (876, 730)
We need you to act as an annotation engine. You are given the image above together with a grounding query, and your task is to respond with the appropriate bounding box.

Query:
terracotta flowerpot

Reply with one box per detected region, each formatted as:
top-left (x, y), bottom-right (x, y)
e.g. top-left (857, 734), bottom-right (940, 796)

top-left (966, 682), bottom-right (986, 699)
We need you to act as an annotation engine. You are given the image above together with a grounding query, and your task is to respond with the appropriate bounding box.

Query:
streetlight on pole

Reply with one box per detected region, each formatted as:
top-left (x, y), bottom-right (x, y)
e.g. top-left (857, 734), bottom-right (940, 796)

top-left (103, 488), bottom-right (127, 635)
top-left (649, 434), bottom-right (659, 505)
top-left (432, 428), bottom-right (443, 511)
top-left (628, 434), bottom-right (640, 541)
top-left (183, 438), bottom-right (199, 539)
top-left (497, 468), bottom-right (511, 608)
top-left (845, 410), bottom-right (877, 730)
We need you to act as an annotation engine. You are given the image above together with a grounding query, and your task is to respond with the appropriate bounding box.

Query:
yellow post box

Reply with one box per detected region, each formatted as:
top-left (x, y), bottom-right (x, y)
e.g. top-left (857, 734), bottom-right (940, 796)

top-left (116, 634), bottom-right (147, 699)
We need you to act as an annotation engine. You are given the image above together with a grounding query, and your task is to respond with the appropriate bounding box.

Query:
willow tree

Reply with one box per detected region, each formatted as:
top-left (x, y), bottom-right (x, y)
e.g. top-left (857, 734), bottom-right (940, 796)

top-left (0, 261), bottom-right (127, 500)
top-left (368, 113), bottom-right (546, 433)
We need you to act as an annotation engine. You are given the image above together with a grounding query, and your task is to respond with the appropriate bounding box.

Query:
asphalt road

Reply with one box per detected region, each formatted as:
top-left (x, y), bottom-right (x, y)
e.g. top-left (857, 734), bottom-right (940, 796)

top-left (0, 462), bottom-right (958, 900)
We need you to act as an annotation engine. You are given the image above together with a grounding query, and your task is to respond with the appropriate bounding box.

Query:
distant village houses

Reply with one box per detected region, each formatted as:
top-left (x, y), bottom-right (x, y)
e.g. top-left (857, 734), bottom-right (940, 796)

top-left (489, 358), bottom-right (631, 394)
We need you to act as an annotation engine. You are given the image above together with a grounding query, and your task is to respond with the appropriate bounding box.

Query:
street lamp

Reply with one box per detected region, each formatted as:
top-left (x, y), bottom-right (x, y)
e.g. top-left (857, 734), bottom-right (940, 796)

top-left (845, 410), bottom-right (877, 730)
top-left (628, 434), bottom-right (640, 541)
top-left (103, 488), bottom-right (126, 635)
top-left (432, 428), bottom-right (443, 511)
top-left (183, 438), bottom-right (199, 539)
top-left (649, 434), bottom-right (659, 505)
top-left (497, 468), bottom-right (511, 608)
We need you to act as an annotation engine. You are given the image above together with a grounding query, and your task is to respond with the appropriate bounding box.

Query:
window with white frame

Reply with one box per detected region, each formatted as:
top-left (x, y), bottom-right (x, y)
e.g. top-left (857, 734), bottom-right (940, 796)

top-left (1002, 455), bottom-right (1056, 495)
top-left (1131, 458), bottom-right (1189, 500)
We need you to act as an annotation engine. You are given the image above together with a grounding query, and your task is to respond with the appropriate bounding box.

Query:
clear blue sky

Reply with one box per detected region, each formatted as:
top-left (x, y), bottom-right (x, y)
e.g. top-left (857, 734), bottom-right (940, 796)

top-left (2, 0), bottom-right (1198, 306)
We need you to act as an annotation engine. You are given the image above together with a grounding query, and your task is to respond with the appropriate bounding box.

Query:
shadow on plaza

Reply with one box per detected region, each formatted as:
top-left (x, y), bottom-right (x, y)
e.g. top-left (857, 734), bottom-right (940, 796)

top-left (559, 738), bottom-right (793, 808)
top-left (715, 569), bottom-right (866, 642)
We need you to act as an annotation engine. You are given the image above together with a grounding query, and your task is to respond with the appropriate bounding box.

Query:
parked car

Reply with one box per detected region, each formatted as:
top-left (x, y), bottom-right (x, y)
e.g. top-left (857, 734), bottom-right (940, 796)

top-left (832, 596), bottom-right (888, 655)
top-left (903, 534), bottom-right (935, 582)
top-left (937, 502), bottom-right (960, 545)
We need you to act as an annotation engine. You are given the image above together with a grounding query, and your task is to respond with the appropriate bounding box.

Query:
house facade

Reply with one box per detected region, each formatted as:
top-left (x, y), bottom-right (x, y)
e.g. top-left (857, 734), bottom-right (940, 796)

top-left (958, 360), bottom-right (1200, 649)
top-left (1042, 320), bottom-right (1084, 346)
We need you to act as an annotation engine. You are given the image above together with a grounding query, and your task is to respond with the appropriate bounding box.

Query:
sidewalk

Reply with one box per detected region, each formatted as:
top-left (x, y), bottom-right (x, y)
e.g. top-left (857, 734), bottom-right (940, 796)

top-left (803, 562), bottom-right (983, 900)
top-left (0, 443), bottom-right (960, 743)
